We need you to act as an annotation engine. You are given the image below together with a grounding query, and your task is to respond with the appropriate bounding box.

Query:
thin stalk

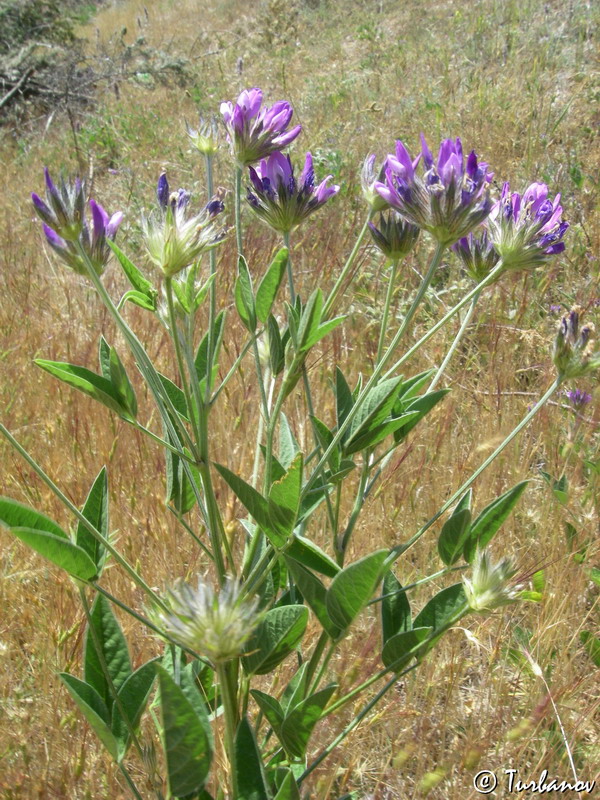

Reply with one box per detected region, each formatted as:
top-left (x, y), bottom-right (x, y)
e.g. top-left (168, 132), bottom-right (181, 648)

top-left (0, 423), bottom-right (166, 609)
top-left (118, 762), bottom-right (146, 800)
top-left (428, 289), bottom-right (480, 392)
top-left (367, 564), bottom-right (468, 606)
top-left (337, 457), bottom-right (370, 564)
top-left (79, 587), bottom-right (145, 761)
top-left (323, 211), bottom-right (373, 318)
top-left (251, 372), bottom-right (274, 488)
top-left (235, 166), bottom-right (243, 255)
top-left (128, 420), bottom-right (196, 463)
top-left (205, 152), bottom-right (218, 404)
top-left (283, 230), bottom-right (295, 304)
top-left (308, 641), bottom-right (336, 697)
top-left (166, 505), bottom-right (215, 562)
top-left (211, 334), bottom-right (257, 405)
top-left (216, 661), bottom-right (239, 797)
top-left (165, 278), bottom-right (198, 441)
top-left (304, 631), bottom-right (329, 691)
top-left (376, 258), bottom-right (399, 364)
top-left (302, 241), bottom-right (447, 501)
top-left (389, 376), bottom-right (562, 563)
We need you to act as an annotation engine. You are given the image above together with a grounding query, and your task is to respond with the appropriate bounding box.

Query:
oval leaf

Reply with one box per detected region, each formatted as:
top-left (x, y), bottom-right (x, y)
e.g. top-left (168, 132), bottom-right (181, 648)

top-left (85, 594), bottom-right (132, 712)
top-left (11, 527), bottom-right (97, 580)
top-left (381, 627), bottom-right (433, 671)
top-left (0, 496), bottom-right (67, 538)
top-left (381, 570), bottom-right (411, 644)
top-left (464, 481), bottom-right (529, 563)
top-left (60, 673), bottom-right (118, 761)
top-left (326, 550), bottom-right (388, 633)
top-left (242, 605), bottom-right (308, 675)
top-left (280, 684), bottom-right (337, 758)
top-left (235, 716), bottom-right (269, 800)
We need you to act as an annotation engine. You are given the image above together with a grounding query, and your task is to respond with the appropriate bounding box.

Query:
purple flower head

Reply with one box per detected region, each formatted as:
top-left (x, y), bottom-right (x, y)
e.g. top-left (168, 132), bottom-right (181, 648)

top-left (451, 228), bottom-right (500, 283)
top-left (368, 211), bottom-right (420, 260)
top-left (553, 306), bottom-right (600, 379)
top-left (246, 151), bottom-right (339, 233)
top-left (220, 88), bottom-right (302, 166)
top-left (488, 181), bottom-right (569, 271)
top-left (565, 388), bottom-right (592, 410)
top-left (32, 168), bottom-right (122, 277)
top-left (374, 134), bottom-right (493, 245)
top-left (142, 176), bottom-right (226, 277)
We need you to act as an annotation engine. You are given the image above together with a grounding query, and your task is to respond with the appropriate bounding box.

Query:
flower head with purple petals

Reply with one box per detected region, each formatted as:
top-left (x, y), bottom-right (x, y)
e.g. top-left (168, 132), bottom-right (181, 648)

top-left (220, 88), bottom-right (302, 167)
top-left (565, 388), bottom-right (592, 410)
top-left (487, 182), bottom-right (569, 271)
top-left (452, 229), bottom-right (500, 283)
top-left (375, 135), bottom-right (493, 245)
top-left (361, 154), bottom-right (390, 213)
top-left (142, 173), bottom-right (226, 278)
top-left (32, 169), bottom-right (122, 276)
top-left (553, 306), bottom-right (600, 379)
top-left (246, 151), bottom-right (339, 233)
top-left (368, 211), bottom-right (419, 261)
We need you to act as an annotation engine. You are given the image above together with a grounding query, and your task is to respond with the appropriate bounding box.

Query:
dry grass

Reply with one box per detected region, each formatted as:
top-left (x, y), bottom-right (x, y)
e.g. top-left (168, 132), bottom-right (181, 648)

top-left (1, 0), bottom-right (599, 797)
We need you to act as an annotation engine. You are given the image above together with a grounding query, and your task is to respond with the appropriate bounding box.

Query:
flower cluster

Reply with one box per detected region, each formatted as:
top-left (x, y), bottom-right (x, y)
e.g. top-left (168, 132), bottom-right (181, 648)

top-left (142, 173), bottom-right (226, 278)
top-left (463, 549), bottom-right (522, 612)
top-left (32, 169), bottom-right (123, 276)
top-left (221, 88), bottom-right (301, 167)
top-left (375, 135), bottom-right (493, 245)
top-left (368, 210), bottom-right (420, 261)
top-left (487, 182), bottom-right (569, 271)
top-left (553, 306), bottom-right (600, 379)
top-left (246, 151), bottom-right (339, 233)
top-left (154, 576), bottom-right (261, 664)
top-left (451, 229), bottom-right (500, 283)
top-left (565, 388), bottom-right (592, 410)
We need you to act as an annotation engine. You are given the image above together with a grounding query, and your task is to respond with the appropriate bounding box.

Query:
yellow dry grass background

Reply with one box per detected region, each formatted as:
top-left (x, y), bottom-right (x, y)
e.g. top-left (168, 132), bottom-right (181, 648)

top-left (1, 0), bottom-right (599, 797)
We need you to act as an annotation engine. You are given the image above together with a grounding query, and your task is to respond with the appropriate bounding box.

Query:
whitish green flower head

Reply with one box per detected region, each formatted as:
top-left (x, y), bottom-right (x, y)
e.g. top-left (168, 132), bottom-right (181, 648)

top-left (187, 116), bottom-right (219, 157)
top-left (553, 306), bottom-right (600, 380)
top-left (142, 173), bottom-right (226, 278)
top-left (463, 549), bottom-right (521, 612)
top-left (155, 576), bottom-right (261, 664)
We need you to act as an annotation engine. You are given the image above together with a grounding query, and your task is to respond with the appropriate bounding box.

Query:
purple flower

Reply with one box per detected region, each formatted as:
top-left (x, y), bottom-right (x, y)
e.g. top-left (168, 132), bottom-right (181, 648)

top-left (220, 88), bottom-right (302, 166)
top-left (565, 388), bottom-right (592, 410)
top-left (32, 169), bottom-right (122, 276)
top-left (487, 182), bottom-right (569, 271)
top-left (375, 135), bottom-right (493, 245)
top-left (368, 211), bottom-right (419, 260)
top-left (142, 173), bottom-right (226, 277)
top-left (553, 306), bottom-right (600, 379)
top-left (452, 229), bottom-right (500, 283)
top-left (246, 151), bottom-right (339, 233)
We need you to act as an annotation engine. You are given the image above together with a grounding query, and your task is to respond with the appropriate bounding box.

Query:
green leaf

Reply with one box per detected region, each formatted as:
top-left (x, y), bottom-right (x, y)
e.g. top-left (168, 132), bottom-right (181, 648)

top-left (157, 666), bottom-right (213, 797)
top-left (344, 412), bottom-right (419, 455)
top-left (195, 310), bottom-right (226, 383)
top-left (396, 369), bottom-right (432, 400)
top-left (335, 367), bottom-right (353, 433)
top-left (242, 605), bottom-right (309, 675)
top-left (280, 662), bottom-right (309, 714)
top-left (286, 559), bottom-right (341, 639)
top-left (463, 481), bottom-right (529, 563)
top-left (589, 567), bottom-right (600, 587)
top-left (280, 684), bottom-right (337, 758)
top-left (60, 673), bottom-right (118, 760)
top-left (311, 415), bottom-right (340, 473)
top-left (235, 716), bottom-right (269, 800)
top-left (381, 570), bottom-right (411, 644)
top-left (34, 359), bottom-right (129, 418)
top-left (10, 527), bottom-right (98, 580)
top-left (250, 689), bottom-right (284, 733)
top-left (112, 659), bottom-right (159, 757)
top-left (347, 377), bottom-right (403, 442)
top-left (84, 594), bottom-right (132, 711)
top-left (381, 627), bottom-right (433, 671)
top-left (286, 535), bottom-right (340, 577)
top-left (256, 247), bottom-right (288, 323)
top-left (0, 497), bottom-right (67, 538)
top-left (108, 240), bottom-right (157, 302)
top-left (268, 453), bottom-right (303, 541)
top-left (279, 413), bottom-right (300, 469)
top-left (393, 390), bottom-right (449, 442)
top-left (120, 289), bottom-right (156, 311)
top-left (302, 316), bottom-right (345, 352)
top-left (297, 289), bottom-right (323, 353)
top-left (413, 583), bottom-right (467, 633)
top-left (273, 769), bottom-right (301, 800)
top-left (326, 550), bottom-right (388, 633)
top-left (438, 508), bottom-right (472, 566)
top-left (235, 255), bottom-right (257, 332)
top-left (76, 467), bottom-right (108, 574)
top-left (98, 336), bottom-right (112, 380)
top-left (580, 631), bottom-right (600, 668)
top-left (214, 463), bottom-right (279, 545)
top-left (158, 372), bottom-right (190, 420)
top-left (165, 444), bottom-right (199, 515)
top-left (108, 346), bottom-right (137, 418)
top-left (267, 314), bottom-right (286, 376)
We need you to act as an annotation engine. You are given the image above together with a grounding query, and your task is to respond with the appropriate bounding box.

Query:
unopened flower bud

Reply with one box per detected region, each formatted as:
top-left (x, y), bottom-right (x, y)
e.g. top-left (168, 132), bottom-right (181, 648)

top-left (187, 116), bottom-right (219, 156)
top-left (463, 549), bottom-right (522, 612)
top-left (553, 306), bottom-right (600, 379)
top-left (368, 210), bottom-right (420, 260)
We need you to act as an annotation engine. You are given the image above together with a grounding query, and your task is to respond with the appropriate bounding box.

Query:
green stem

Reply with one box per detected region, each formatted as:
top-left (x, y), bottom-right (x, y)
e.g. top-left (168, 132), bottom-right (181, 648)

top-left (283, 230), bottom-right (295, 304)
top-left (376, 258), bottom-right (400, 364)
top-left (118, 762), bottom-right (146, 800)
top-left (128, 420), bottom-right (196, 463)
top-left (0, 423), bottom-right (166, 609)
top-left (302, 241), bottom-right (447, 501)
top-left (323, 211), bottom-right (373, 318)
top-left (338, 456), bottom-right (370, 564)
top-left (165, 278), bottom-right (198, 443)
top-left (216, 661), bottom-right (239, 797)
top-left (205, 152), bottom-right (218, 404)
top-left (367, 564), bottom-right (467, 606)
top-left (389, 376), bottom-right (562, 563)
top-left (211, 334), bottom-right (257, 406)
top-left (428, 289), bottom-right (480, 392)
top-left (235, 166), bottom-right (243, 255)
top-left (304, 631), bottom-right (329, 691)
